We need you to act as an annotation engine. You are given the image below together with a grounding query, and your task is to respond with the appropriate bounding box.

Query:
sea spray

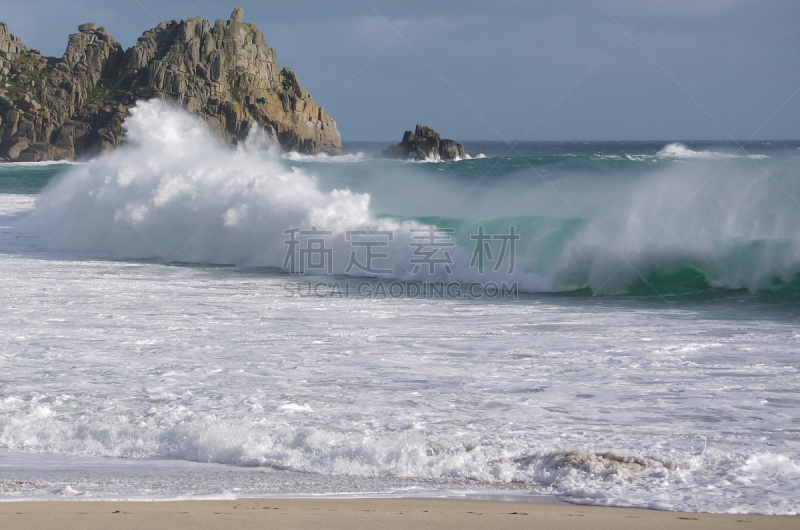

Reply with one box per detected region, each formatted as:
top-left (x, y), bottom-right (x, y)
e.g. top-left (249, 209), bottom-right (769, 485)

top-left (21, 100), bottom-right (511, 286)
top-left (23, 100), bottom-right (800, 296)
top-left (25, 100), bottom-right (396, 269)
top-left (656, 142), bottom-right (771, 160)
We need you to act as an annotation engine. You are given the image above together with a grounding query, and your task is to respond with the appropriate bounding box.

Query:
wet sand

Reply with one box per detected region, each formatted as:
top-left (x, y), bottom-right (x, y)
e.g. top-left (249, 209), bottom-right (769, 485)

top-left (0, 497), bottom-right (796, 529)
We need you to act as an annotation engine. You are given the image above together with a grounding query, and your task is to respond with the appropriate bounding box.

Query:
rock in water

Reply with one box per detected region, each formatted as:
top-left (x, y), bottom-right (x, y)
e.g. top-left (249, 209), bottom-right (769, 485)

top-left (380, 124), bottom-right (465, 161)
top-left (0, 8), bottom-right (342, 162)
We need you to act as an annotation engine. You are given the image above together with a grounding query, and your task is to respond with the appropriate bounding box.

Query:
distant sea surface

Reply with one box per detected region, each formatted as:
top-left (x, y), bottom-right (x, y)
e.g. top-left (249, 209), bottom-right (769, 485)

top-left (1, 101), bottom-right (799, 513)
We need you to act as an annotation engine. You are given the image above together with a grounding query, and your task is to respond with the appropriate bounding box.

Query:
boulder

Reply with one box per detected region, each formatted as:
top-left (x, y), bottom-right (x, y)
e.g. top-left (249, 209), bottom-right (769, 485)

top-left (439, 139), bottom-right (465, 161)
top-left (6, 138), bottom-right (29, 159)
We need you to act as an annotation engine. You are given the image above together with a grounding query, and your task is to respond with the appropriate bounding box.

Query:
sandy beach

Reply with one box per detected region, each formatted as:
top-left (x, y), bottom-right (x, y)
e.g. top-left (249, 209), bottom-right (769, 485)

top-left (0, 498), bottom-right (796, 529)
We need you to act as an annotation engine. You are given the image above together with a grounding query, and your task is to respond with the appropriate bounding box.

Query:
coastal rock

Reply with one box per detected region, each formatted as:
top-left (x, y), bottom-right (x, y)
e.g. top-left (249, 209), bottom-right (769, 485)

top-left (0, 8), bottom-right (341, 162)
top-left (7, 137), bottom-right (28, 159)
top-left (380, 124), bottom-right (466, 161)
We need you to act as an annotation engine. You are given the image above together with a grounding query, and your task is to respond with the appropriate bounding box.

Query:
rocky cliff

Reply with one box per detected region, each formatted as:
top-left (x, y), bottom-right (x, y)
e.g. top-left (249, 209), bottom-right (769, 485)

top-left (0, 8), bottom-right (341, 162)
top-left (380, 124), bottom-right (465, 161)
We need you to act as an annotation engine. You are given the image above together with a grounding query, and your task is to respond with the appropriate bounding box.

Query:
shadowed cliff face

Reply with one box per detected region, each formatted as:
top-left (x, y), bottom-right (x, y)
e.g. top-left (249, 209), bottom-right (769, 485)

top-left (0, 8), bottom-right (342, 162)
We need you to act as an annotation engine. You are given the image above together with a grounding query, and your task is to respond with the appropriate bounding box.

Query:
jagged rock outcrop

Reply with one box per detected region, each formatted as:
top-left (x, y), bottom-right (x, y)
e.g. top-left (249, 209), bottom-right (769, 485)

top-left (0, 8), bottom-right (341, 162)
top-left (380, 124), bottom-right (465, 161)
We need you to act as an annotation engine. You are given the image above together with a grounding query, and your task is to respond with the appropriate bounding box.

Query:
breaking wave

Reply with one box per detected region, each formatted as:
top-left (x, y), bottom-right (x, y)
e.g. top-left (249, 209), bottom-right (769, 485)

top-left (22, 100), bottom-right (800, 297)
top-left (656, 142), bottom-right (770, 160)
top-left (1, 399), bottom-right (798, 513)
top-left (282, 151), bottom-right (366, 163)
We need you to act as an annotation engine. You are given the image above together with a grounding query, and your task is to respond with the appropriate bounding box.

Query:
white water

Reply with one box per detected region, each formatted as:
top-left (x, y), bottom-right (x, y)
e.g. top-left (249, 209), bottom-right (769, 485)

top-left (1, 101), bottom-right (799, 512)
top-left (19, 101), bottom-right (800, 296)
top-left (1, 203), bottom-right (800, 511)
top-left (656, 142), bottom-right (770, 160)
top-left (282, 151), bottom-right (366, 163)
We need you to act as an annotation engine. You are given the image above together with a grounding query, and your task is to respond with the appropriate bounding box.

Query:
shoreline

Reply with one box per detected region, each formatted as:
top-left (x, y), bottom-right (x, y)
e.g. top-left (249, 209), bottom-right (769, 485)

top-left (0, 498), bottom-right (796, 529)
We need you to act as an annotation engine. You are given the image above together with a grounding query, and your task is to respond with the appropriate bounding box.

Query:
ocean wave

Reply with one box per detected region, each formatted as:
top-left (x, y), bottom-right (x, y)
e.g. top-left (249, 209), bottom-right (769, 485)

top-left (282, 151), bottom-right (366, 163)
top-left (0, 160), bottom-right (82, 168)
top-left (402, 153), bottom-right (487, 163)
top-left (656, 142), bottom-right (770, 160)
top-left (19, 100), bottom-right (800, 297)
top-left (625, 154), bottom-right (653, 162)
top-left (1, 401), bottom-right (798, 513)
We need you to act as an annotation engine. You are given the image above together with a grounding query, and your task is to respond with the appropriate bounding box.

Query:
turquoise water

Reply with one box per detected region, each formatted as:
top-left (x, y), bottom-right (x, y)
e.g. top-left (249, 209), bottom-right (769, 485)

top-left (0, 162), bottom-right (75, 195)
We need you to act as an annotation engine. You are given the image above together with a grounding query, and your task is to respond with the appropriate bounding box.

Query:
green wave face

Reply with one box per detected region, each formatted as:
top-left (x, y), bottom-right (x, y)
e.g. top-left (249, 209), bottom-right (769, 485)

top-left (377, 213), bottom-right (800, 300)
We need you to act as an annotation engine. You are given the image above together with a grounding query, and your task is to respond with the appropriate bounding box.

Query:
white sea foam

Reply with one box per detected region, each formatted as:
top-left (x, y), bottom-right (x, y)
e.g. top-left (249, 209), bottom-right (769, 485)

top-left (0, 160), bottom-right (82, 167)
top-left (283, 151), bottom-right (366, 163)
top-left (656, 142), bottom-right (769, 160)
top-left (403, 152), bottom-right (485, 163)
top-left (0, 241), bottom-right (798, 511)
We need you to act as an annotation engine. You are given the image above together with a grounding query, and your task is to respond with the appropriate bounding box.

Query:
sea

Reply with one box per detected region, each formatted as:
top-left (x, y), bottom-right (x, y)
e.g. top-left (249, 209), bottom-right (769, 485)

top-left (0, 100), bottom-right (799, 514)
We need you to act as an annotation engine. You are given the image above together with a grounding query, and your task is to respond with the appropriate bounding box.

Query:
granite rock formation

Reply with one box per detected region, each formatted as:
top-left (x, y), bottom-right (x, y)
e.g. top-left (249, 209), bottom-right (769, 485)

top-left (0, 8), bottom-right (341, 162)
top-left (380, 124), bottom-right (465, 161)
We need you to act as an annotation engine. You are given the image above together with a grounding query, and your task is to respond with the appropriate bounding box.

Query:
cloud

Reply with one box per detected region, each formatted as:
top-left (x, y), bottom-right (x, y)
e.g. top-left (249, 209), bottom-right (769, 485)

top-left (0, 0), bottom-right (797, 140)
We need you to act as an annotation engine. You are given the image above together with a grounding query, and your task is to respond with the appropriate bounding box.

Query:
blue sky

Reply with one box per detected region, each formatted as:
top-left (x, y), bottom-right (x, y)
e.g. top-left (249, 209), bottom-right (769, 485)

top-left (1, 0), bottom-right (798, 141)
